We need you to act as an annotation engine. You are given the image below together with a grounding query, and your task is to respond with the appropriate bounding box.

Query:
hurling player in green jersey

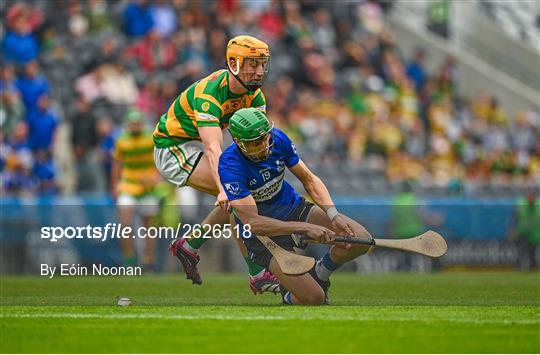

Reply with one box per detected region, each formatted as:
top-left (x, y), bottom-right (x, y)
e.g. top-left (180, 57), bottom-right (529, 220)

top-left (154, 35), bottom-right (279, 294)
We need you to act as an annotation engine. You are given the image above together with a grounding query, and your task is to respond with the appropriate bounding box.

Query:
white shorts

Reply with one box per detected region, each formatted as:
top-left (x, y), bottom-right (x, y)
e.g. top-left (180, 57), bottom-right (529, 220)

top-left (153, 141), bottom-right (204, 188)
top-left (117, 194), bottom-right (159, 217)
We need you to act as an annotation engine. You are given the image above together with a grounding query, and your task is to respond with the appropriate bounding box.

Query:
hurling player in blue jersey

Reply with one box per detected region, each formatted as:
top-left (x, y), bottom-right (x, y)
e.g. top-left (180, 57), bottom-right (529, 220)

top-left (219, 107), bottom-right (374, 305)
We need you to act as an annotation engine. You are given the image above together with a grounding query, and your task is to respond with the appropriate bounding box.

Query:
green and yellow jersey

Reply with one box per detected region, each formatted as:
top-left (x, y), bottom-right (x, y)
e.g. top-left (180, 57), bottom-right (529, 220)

top-left (153, 69), bottom-right (266, 148)
top-left (114, 130), bottom-right (159, 197)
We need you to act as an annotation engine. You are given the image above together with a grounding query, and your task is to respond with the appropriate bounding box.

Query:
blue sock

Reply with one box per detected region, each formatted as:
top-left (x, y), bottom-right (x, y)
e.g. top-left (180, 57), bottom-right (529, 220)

top-left (322, 253), bottom-right (342, 270)
top-left (316, 253), bottom-right (342, 281)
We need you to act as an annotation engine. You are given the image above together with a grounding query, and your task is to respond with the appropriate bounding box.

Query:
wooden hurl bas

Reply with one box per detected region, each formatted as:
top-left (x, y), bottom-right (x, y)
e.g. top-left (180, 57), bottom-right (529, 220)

top-left (230, 208), bottom-right (316, 276)
top-left (255, 235), bottom-right (315, 275)
top-left (371, 230), bottom-right (448, 258)
top-left (294, 230), bottom-right (448, 258)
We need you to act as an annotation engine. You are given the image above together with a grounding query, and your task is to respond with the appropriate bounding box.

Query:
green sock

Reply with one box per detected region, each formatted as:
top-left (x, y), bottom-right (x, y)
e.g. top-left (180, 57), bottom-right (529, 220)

top-left (186, 226), bottom-right (207, 249)
top-left (186, 237), bottom-right (207, 249)
top-left (245, 257), bottom-right (265, 277)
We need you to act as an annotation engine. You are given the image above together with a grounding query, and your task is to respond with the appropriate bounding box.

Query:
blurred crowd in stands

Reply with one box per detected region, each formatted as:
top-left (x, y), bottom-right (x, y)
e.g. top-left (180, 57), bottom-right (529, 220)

top-left (1, 0), bottom-right (539, 198)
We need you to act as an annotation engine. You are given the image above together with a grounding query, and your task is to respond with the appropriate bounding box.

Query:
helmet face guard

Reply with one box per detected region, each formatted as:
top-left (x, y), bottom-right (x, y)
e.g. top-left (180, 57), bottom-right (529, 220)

top-left (229, 56), bottom-right (270, 92)
top-left (235, 122), bottom-right (274, 162)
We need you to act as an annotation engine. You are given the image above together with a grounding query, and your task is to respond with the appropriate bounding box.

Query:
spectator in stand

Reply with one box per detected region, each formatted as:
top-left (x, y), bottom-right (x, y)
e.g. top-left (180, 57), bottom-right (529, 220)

top-left (483, 121), bottom-right (509, 154)
top-left (4, 122), bottom-right (33, 177)
top-left (7, 121), bottom-right (31, 151)
top-left (135, 78), bottom-right (163, 122)
top-left (358, 0), bottom-right (385, 35)
top-left (98, 36), bottom-right (121, 65)
top-left (2, 152), bottom-right (37, 196)
top-left (15, 61), bottom-right (50, 113)
top-left (258, 1), bottom-right (283, 42)
top-left (175, 59), bottom-right (205, 92)
top-left (310, 8), bottom-right (336, 60)
top-left (207, 28), bottom-right (228, 71)
top-left (5, 2), bottom-right (44, 33)
top-left (73, 111), bottom-right (111, 193)
top-left (65, 0), bottom-right (90, 38)
top-left (1, 122), bottom-right (36, 196)
top-left (428, 133), bottom-right (461, 186)
top-left (2, 3), bottom-right (42, 64)
top-left (123, 0), bottom-right (154, 38)
top-left (71, 94), bottom-right (98, 162)
top-left (488, 97), bottom-right (508, 126)
top-left (406, 47), bottom-right (428, 92)
top-left (0, 89), bottom-right (25, 134)
top-left (0, 63), bottom-right (18, 93)
top-left (159, 78), bottom-right (178, 115)
top-left (96, 117), bottom-right (117, 191)
top-left (123, 29), bottom-right (176, 74)
top-left (87, 0), bottom-right (112, 34)
top-left (32, 149), bottom-right (57, 195)
top-left (1, 64), bottom-right (25, 133)
top-left (0, 131), bottom-right (6, 172)
top-left (228, 5), bottom-right (259, 37)
top-left (75, 63), bottom-right (105, 104)
top-left (176, 26), bottom-right (212, 73)
top-left (436, 54), bottom-right (458, 97)
top-left (100, 62), bottom-right (138, 105)
top-left (26, 93), bottom-right (58, 152)
top-left (149, 0), bottom-right (177, 38)
top-left (510, 111), bottom-right (538, 175)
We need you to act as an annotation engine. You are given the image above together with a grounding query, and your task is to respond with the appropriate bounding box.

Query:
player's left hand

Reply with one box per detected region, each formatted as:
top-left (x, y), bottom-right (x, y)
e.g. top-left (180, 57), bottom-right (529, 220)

top-left (330, 214), bottom-right (355, 249)
top-left (332, 214), bottom-right (374, 245)
top-left (331, 214), bottom-right (355, 237)
top-left (215, 190), bottom-right (230, 211)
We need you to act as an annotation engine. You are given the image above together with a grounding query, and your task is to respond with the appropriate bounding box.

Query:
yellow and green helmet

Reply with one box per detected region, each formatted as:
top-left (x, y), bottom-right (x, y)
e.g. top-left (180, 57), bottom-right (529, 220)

top-left (226, 35), bottom-right (270, 92)
top-left (228, 107), bottom-right (274, 161)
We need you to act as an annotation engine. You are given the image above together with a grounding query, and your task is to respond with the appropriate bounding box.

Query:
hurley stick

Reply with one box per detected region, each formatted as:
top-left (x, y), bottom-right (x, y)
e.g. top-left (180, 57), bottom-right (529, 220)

top-left (294, 230), bottom-right (448, 258)
top-left (255, 235), bottom-right (315, 275)
top-left (230, 208), bottom-right (315, 275)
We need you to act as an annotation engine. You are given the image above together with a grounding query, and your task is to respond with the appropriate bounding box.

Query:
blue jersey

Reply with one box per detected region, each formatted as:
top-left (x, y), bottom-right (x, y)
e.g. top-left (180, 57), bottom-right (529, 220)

top-left (219, 128), bottom-right (303, 220)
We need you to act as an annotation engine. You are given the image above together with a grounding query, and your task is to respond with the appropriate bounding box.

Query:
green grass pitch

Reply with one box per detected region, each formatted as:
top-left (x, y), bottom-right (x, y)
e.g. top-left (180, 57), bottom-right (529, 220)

top-left (1, 272), bottom-right (539, 353)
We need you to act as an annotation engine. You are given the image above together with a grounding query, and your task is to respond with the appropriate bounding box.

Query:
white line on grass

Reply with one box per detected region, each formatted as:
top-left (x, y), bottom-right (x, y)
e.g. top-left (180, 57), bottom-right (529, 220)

top-left (2, 312), bottom-right (538, 325)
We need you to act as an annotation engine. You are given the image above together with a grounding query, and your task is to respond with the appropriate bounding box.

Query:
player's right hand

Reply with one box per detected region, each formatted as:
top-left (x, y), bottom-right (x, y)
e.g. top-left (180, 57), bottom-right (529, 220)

top-left (304, 224), bottom-right (335, 244)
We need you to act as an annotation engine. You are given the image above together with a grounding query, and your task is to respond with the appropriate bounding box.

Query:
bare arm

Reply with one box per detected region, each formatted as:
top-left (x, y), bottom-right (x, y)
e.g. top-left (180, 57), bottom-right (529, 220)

top-left (289, 160), bottom-right (334, 211)
top-left (230, 195), bottom-right (333, 242)
top-left (231, 195), bottom-right (309, 237)
top-left (290, 160), bottom-right (372, 239)
top-left (198, 126), bottom-right (227, 199)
